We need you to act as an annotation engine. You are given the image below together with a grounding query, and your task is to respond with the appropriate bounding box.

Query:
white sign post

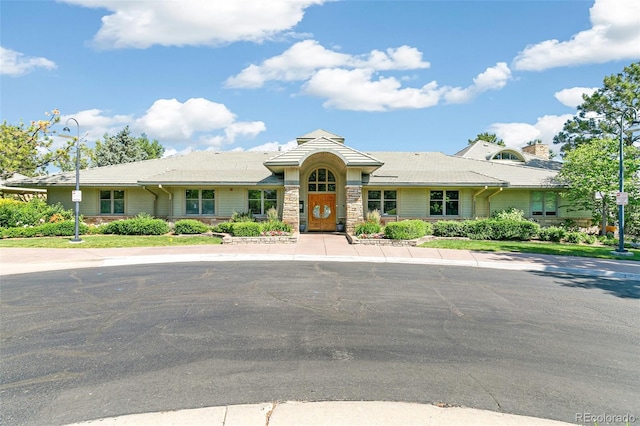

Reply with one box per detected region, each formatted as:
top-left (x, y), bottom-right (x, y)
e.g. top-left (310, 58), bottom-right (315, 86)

top-left (72, 190), bottom-right (82, 203)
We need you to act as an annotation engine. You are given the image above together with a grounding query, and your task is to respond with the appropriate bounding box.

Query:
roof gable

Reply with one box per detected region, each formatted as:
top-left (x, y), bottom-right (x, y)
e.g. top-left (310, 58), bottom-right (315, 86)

top-left (264, 136), bottom-right (383, 173)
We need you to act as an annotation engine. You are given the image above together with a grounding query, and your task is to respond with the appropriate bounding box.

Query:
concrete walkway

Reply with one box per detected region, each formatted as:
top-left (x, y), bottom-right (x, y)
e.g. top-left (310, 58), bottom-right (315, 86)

top-left (2, 233), bottom-right (637, 425)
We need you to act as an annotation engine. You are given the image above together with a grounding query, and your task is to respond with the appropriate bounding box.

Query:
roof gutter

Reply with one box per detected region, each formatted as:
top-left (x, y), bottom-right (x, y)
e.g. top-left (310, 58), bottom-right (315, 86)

top-left (142, 186), bottom-right (158, 217)
top-left (158, 184), bottom-right (173, 217)
top-left (487, 188), bottom-right (503, 216)
top-left (472, 186), bottom-right (489, 217)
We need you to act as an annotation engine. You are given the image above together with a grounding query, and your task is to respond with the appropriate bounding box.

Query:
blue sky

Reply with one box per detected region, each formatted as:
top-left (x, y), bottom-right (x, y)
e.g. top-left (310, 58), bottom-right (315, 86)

top-left (1, 0), bottom-right (639, 160)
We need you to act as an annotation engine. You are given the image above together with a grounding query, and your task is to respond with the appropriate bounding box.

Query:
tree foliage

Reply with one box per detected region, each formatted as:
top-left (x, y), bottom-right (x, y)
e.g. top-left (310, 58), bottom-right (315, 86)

top-left (0, 109), bottom-right (75, 179)
top-left (468, 132), bottom-right (505, 146)
top-left (557, 138), bottom-right (640, 234)
top-left (93, 126), bottom-right (164, 167)
top-left (553, 61), bottom-right (640, 156)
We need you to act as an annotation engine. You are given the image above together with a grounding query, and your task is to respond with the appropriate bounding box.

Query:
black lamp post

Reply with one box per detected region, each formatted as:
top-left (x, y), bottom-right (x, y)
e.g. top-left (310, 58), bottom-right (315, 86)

top-left (613, 107), bottom-right (639, 256)
top-left (61, 118), bottom-right (82, 243)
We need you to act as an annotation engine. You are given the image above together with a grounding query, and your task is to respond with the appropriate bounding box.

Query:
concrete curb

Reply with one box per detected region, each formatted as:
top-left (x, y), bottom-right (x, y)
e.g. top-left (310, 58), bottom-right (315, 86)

top-left (64, 401), bottom-right (576, 426)
top-left (2, 252), bottom-right (638, 280)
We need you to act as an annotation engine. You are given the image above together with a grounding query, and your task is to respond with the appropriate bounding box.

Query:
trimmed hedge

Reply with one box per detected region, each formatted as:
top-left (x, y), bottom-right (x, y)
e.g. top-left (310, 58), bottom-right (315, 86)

top-left (1, 221), bottom-right (89, 238)
top-left (433, 220), bottom-right (466, 237)
top-left (232, 221), bottom-right (262, 237)
top-left (384, 220), bottom-right (432, 240)
top-left (103, 215), bottom-right (170, 235)
top-left (174, 219), bottom-right (209, 234)
top-left (464, 219), bottom-right (540, 241)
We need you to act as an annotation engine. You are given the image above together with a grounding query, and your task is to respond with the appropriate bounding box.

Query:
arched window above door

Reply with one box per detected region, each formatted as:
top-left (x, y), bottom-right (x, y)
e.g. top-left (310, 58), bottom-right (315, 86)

top-left (308, 168), bottom-right (336, 192)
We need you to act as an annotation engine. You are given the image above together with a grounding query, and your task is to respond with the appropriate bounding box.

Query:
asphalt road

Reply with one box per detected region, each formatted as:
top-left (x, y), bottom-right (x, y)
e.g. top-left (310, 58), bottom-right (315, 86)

top-left (1, 262), bottom-right (638, 426)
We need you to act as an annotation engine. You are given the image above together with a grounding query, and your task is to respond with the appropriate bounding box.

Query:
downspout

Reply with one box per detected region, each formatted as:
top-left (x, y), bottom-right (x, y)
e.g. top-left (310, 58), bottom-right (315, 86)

top-left (487, 188), bottom-right (503, 218)
top-left (142, 186), bottom-right (158, 217)
top-left (473, 186), bottom-right (488, 218)
top-left (158, 184), bottom-right (173, 218)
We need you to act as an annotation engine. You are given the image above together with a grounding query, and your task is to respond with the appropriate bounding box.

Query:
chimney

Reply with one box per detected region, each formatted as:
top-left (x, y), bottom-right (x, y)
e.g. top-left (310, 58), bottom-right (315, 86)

top-left (522, 143), bottom-right (549, 159)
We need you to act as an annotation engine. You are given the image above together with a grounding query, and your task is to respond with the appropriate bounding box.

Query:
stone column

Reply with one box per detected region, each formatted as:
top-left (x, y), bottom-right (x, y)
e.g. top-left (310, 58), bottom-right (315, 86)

top-left (283, 185), bottom-right (300, 232)
top-left (345, 185), bottom-right (363, 234)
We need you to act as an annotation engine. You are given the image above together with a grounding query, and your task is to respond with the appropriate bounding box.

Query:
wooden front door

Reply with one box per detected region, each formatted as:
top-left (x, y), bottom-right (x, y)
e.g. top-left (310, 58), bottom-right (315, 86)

top-left (308, 194), bottom-right (336, 231)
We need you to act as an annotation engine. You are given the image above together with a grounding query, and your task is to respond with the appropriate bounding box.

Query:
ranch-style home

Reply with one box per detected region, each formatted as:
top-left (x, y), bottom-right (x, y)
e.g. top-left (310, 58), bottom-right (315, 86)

top-left (8, 129), bottom-right (590, 233)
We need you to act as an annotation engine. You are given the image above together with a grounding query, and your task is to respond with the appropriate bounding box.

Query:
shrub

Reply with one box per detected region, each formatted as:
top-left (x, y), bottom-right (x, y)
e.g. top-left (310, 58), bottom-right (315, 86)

top-left (174, 219), bottom-right (209, 234)
top-left (231, 211), bottom-right (254, 222)
top-left (461, 219), bottom-right (539, 241)
top-left (232, 221), bottom-right (262, 237)
top-left (539, 226), bottom-right (566, 242)
top-left (462, 220), bottom-right (493, 240)
top-left (103, 214), bottom-right (169, 235)
top-left (491, 207), bottom-right (525, 221)
top-left (261, 220), bottom-right (292, 233)
top-left (565, 231), bottom-right (585, 244)
top-left (433, 220), bottom-right (465, 237)
top-left (583, 234), bottom-right (597, 244)
top-left (354, 221), bottom-right (382, 236)
top-left (384, 220), bottom-right (431, 240)
top-left (0, 198), bottom-right (74, 228)
top-left (1, 221), bottom-right (89, 238)
top-left (212, 222), bottom-right (234, 234)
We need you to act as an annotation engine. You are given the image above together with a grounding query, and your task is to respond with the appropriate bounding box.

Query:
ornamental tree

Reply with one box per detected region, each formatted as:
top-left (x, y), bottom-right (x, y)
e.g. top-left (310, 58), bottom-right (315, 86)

top-left (0, 109), bottom-right (75, 179)
top-left (557, 137), bottom-right (640, 235)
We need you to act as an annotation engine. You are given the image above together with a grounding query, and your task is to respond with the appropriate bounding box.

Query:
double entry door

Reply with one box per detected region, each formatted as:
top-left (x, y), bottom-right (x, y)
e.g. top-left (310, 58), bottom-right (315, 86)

top-left (307, 193), bottom-right (336, 231)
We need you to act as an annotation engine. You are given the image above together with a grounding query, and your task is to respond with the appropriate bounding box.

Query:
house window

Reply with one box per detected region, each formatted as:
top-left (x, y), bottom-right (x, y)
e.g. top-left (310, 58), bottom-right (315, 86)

top-left (248, 189), bottom-right (277, 215)
top-left (186, 189), bottom-right (215, 215)
top-left (308, 168), bottom-right (336, 192)
top-left (492, 151), bottom-right (523, 161)
top-left (532, 191), bottom-right (557, 216)
top-left (368, 190), bottom-right (397, 215)
top-left (430, 190), bottom-right (459, 216)
top-left (100, 190), bottom-right (124, 214)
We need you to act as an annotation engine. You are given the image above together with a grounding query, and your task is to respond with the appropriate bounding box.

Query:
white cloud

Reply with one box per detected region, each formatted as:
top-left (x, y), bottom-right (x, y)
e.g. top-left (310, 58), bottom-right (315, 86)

top-left (225, 40), bottom-right (430, 88)
top-left (60, 0), bottom-right (326, 49)
top-left (229, 40), bottom-right (507, 112)
top-left (302, 68), bottom-right (443, 111)
top-left (554, 87), bottom-right (598, 108)
top-left (60, 98), bottom-right (265, 152)
top-left (443, 63), bottom-right (512, 104)
top-left (488, 114), bottom-right (573, 148)
top-left (0, 46), bottom-right (56, 77)
top-left (513, 0), bottom-right (640, 71)
top-left (247, 139), bottom-right (297, 152)
top-left (301, 62), bottom-right (510, 111)
top-left (59, 109), bottom-right (132, 143)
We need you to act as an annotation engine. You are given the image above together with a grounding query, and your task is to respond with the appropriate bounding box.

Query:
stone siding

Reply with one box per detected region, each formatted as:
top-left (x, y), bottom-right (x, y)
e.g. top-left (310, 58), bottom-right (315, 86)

top-left (282, 185), bottom-right (300, 231)
top-left (345, 185), bottom-right (364, 234)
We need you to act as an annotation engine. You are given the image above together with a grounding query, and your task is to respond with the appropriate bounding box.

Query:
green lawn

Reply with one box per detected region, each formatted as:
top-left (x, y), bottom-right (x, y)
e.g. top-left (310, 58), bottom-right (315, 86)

top-left (0, 235), bottom-right (222, 249)
top-left (419, 239), bottom-right (640, 261)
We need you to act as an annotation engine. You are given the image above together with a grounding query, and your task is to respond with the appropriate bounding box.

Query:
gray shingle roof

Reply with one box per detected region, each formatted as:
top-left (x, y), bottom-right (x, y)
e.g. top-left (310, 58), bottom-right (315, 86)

top-left (367, 152), bottom-right (558, 188)
top-left (8, 145), bottom-right (560, 189)
top-left (456, 141), bottom-right (561, 171)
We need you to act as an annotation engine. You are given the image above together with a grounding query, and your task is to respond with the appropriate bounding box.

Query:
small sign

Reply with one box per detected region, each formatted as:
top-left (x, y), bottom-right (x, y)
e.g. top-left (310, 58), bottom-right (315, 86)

top-left (616, 191), bottom-right (628, 206)
top-left (72, 190), bottom-right (82, 202)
